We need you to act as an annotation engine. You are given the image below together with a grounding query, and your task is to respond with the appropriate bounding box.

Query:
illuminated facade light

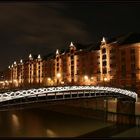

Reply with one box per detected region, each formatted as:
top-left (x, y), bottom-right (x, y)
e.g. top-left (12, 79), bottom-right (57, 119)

top-left (11, 64), bottom-right (13, 68)
top-left (8, 66), bottom-right (11, 69)
top-left (56, 73), bottom-right (61, 78)
top-left (47, 78), bottom-right (51, 81)
top-left (14, 80), bottom-right (17, 83)
top-left (104, 77), bottom-right (107, 81)
top-left (61, 81), bottom-right (64, 84)
top-left (84, 75), bottom-right (88, 80)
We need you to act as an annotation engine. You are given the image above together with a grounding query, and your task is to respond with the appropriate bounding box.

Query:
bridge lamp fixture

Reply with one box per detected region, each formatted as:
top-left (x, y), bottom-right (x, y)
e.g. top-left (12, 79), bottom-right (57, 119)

top-left (56, 73), bottom-right (61, 78)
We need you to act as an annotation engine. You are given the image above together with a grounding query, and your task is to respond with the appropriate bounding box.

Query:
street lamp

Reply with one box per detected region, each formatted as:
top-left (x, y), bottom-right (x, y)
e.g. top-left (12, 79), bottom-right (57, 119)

top-left (84, 75), bottom-right (88, 85)
top-left (103, 77), bottom-right (107, 86)
top-left (84, 75), bottom-right (88, 80)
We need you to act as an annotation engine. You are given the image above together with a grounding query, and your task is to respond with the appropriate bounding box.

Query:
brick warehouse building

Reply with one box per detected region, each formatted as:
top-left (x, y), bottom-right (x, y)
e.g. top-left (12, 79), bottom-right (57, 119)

top-left (1, 33), bottom-right (140, 97)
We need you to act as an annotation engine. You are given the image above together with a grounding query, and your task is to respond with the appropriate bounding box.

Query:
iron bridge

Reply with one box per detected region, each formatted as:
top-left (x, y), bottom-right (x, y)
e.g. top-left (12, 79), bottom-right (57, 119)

top-left (0, 86), bottom-right (137, 106)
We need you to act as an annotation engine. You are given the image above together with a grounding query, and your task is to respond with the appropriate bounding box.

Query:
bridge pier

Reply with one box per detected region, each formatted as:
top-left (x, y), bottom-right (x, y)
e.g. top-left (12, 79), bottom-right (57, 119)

top-left (117, 99), bottom-right (135, 125)
top-left (135, 101), bottom-right (140, 126)
top-left (107, 98), bottom-right (136, 125)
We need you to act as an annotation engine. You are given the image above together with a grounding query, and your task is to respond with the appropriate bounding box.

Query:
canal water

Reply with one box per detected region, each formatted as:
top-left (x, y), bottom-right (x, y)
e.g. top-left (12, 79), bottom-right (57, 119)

top-left (0, 107), bottom-right (140, 138)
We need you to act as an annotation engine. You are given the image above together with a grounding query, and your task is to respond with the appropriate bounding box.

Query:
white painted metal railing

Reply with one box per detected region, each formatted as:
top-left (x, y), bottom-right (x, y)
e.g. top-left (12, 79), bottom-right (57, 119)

top-left (0, 86), bottom-right (138, 102)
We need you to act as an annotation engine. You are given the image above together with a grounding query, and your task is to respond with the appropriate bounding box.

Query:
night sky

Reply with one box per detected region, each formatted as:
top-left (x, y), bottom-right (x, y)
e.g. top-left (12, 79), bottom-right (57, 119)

top-left (0, 1), bottom-right (140, 71)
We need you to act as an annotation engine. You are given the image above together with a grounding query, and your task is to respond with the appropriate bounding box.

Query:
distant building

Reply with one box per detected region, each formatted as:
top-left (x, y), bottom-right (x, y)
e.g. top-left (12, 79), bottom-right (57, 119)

top-left (1, 33), bottom-right (140, 96)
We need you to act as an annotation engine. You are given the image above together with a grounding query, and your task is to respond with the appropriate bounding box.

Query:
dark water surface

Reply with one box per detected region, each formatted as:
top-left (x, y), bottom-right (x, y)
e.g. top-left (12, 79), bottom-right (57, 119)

top-left (0, 108), bottom-right (140, 138)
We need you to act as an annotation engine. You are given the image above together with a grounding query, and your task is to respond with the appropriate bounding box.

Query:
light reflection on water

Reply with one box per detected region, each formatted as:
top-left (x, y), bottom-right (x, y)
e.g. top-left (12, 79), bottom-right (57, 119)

top-left (46, 129), bottom-right (57, 137)
top-left (12, 114), bottom-right (19, 128)
top-left (0, 108), bottom-right (140, 137)
top-left (0, 108), bottom-right (111, 137)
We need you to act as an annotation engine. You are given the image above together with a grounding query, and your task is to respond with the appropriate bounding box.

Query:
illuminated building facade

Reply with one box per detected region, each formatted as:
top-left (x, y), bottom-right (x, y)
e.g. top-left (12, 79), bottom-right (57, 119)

top-left (1, 33), bottom-right (140, 96)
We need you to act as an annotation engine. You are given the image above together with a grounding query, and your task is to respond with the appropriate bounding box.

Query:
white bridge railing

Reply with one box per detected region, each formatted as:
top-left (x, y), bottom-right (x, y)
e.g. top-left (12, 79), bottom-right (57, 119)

top-left (0, 86), bottom-right (138, 102)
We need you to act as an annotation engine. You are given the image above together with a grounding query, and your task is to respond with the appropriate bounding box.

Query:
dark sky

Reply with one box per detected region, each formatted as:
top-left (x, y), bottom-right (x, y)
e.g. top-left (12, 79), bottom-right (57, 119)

top-left (0, 2), bottom-right (140, 71)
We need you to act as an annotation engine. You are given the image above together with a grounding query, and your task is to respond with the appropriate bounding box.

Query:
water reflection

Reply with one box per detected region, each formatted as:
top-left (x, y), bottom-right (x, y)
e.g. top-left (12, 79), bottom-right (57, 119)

top-left (0, 108), bottom-right (139, 137)
top-left (11, 113), bottom-right (20, 136)
top-left (0, 108), bottom-right (112, 137)
top-left (46, 129), bottom-right (56, 137)
top-left (12, 114), bottom-right (19, 128)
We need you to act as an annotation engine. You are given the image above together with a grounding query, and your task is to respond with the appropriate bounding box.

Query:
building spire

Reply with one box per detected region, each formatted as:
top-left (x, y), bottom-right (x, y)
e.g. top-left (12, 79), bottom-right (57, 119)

top-left (38, 54), bottom-right (41, 59)
top-left (29, 54), bottom-right (32, 60)
top-left (20, 59), bottom-right (23, 63)
top-left (101, 37), bottom-right (106, 44)
top-left (70, 42), bottom-right (74, 47)
top-left (14, 61), bottom-right (17, 65)
top-left (56, 49), bottom-right (59, 55)
top-left (29, 54), bottom-right (32, 58)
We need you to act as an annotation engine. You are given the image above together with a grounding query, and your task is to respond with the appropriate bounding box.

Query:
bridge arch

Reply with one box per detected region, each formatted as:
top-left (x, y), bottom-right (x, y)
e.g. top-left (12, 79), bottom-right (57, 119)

top-left (0, 86), bottom-right (137, 103)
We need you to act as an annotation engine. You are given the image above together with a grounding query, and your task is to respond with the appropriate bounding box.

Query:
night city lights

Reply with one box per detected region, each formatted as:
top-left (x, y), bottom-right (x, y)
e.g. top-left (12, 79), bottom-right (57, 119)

top-left (0, 1), bottom-right (140, 138)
